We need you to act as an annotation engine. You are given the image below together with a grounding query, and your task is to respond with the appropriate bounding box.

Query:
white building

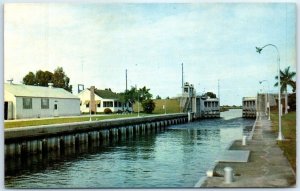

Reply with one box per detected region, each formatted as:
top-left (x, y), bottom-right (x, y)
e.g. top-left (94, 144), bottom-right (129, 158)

top-left (78, 87), bottom-right (132, 113)
top-left (180, 82), bottom-right (220, 118)
top-left (199, 97), bottom-right (220, 118)
top-left (4, 83), bottom-right (80, 120)
top-left (242, 97), bottom-right (256, 118)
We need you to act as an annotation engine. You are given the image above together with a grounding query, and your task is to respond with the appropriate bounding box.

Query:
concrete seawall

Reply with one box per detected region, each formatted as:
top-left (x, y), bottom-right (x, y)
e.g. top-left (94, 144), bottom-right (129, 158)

top-left (5, 113), bottom-right (188, 158)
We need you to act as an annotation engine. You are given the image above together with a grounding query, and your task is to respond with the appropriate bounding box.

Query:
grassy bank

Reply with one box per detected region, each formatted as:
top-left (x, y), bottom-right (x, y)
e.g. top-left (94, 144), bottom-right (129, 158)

top-left (270, 111), bottom-right (296, 172)
top-left (4, 114), bottom-right (140, 129)
top-left (133, 99), bottom-right (181, 114)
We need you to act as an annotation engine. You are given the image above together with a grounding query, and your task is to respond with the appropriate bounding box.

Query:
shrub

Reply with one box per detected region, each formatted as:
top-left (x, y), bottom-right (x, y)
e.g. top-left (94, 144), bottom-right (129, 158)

top-left (141, 99), bottom-right (156, 114)
top-left (115, 110), bottom-right (123, 114)
top-left (104, 108), bottom-right (112, 114)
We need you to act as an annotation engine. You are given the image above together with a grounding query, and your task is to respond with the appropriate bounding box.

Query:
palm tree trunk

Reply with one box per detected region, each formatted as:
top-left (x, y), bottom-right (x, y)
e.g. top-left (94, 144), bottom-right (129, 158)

top-left (285, 90), bottom-right (288, 114)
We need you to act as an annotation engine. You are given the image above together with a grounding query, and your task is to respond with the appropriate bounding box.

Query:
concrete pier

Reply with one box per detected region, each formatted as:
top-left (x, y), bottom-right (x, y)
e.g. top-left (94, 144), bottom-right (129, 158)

top-left (5, 114), bottom-right (187, 158)
top-left (199, 114), bottom-right (296, 187)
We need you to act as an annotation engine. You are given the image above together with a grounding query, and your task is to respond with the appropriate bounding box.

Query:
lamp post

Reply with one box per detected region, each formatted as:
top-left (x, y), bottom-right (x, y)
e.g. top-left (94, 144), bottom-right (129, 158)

top-left (256, 44), bottom-right (283, 140)
top-left (259, 80), bottom-right (271, 120)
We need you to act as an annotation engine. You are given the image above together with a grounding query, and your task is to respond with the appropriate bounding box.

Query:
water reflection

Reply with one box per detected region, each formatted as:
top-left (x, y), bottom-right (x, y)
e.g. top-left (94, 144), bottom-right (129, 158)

top-left (5, 109), bottom-right (254, 188)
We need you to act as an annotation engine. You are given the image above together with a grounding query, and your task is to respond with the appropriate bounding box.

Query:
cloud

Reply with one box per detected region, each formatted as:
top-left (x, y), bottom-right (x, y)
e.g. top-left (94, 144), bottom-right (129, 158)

top-left (4, 3), bottom-right (296, 105)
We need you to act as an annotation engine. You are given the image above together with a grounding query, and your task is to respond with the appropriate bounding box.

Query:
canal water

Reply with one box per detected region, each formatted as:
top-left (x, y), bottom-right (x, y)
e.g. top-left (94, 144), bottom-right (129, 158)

top-left (5, 109), bottom-right (254, 188)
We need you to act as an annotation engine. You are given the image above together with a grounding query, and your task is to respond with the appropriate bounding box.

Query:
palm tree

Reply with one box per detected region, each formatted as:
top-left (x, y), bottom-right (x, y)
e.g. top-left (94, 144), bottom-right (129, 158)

top-left (274, 66), bottom-right (296, 114)
top-left (138, 86), bottom-right (152, 102)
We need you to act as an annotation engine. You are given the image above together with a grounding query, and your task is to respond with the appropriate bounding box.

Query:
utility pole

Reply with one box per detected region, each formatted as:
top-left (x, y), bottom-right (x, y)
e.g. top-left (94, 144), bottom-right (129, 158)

top-left (181, 63), bottom-right (184, 92)
top-left (125, 69), bottom-right (128, 92)
top-left (218, 79), bottom-right (220, 106)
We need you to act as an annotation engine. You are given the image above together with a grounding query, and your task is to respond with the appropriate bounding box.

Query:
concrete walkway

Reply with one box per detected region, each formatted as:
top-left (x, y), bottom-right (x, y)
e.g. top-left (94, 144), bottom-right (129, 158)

top-left (200, 115), bottom-right (296, 188)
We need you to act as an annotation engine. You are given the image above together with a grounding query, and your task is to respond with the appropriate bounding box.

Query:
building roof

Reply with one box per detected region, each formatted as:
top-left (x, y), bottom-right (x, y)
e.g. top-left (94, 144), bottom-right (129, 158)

top-left (243, 97), bottom-right (256, 101)
top-left (5, 83), bottom-right (79, 99)
top-left (205, 98), bottom-right (219, 101)
top-left (94, 89), bottom-right (121, 100)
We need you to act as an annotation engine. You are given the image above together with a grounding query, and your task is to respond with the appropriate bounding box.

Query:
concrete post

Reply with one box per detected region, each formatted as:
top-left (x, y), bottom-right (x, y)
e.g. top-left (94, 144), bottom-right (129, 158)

top-left (145, 124), bottom-right (148, 133)
top-left (96, 131), bottom-right (100, 142)
top-left (56, 137), bottom-right (60, 151)
top-left (37, 140), bottom-right (42, 153)
top-left (30, 140), bottom-right (38, 154)
top-left (115, 128), bottom-right (118, 140)
top-left (6, 144), bottom-right (14, 157)
top-left (118, 128), bottom-right (122, 140)
top-left (16, 143), bottom-right (21, 156)
top-left (26, 141), bottom-right (31, 154)
top-left (206, 170), bottom-right (214, 177)
top-left (20, 142), bottom-right (27, 156)
top-left (126, 126), bottom-right (129, 137)
top-left (85, 133), bottom-right (89, 144)
top-left (64, 135), bottom-right (69, 146)
top-left (127, 126), bottom-right (131, 138)
top-left (188, 112), bottom-right (192, 122)
top-left (143, 124), bottom-right (146, 134)
top-left (224, 167), bottom-right (234, 184)
top-left (49, 138), bottom-right (55, 151)
top-left (242, 136), bottom-right (247, 146)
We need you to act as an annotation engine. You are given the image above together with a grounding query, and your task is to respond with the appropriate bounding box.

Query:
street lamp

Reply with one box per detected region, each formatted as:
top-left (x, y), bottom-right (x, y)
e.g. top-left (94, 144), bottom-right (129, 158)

top-left (259, 80), bottom-right (271, 120)
top-left (256, 44), bottom-right (283, 140)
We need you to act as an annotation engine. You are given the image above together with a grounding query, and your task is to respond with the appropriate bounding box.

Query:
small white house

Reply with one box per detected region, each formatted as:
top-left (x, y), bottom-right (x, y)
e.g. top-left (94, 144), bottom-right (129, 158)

top-left (78, 87), bottom-right (132, 113)
top-left (4, 83), bottom-right (80, 120)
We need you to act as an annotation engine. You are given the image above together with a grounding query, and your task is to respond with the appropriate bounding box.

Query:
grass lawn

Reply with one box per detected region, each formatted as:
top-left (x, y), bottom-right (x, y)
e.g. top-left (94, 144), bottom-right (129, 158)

top-left (133, 98), bottom-right (181, 114)
top-left (270, 111), bottom-right (296, 172)
top-left (5, 99), bottom-right (181, 129)
top-left (4, 114), bottom-right (142, 129)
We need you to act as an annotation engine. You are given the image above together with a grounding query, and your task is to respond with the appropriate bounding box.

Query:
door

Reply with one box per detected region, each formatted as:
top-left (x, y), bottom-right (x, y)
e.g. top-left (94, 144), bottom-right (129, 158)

top-left (54, 103), bottom-right (58, 117)
top-left (4, 102), bottom-right (8, 120)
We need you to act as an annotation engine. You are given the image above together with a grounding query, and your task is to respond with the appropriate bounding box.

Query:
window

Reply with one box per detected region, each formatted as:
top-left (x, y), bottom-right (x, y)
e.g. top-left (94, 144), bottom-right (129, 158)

top-left (204, 102), bottom-right (207, 107)
top-left (97, 103), bottom-right (101, 107)
top-left (41, 98), bottom-right (49, 109)
top-left (23, 98), bottom-right (32, 109)
top-left (103, 101), bottom-right (113, 107)
top-left (54, 104), bottom-right (58, 110)
top-left (86, 103), bottom-right (89, 108)
top-left (114, 101), bottom-right (118, 107)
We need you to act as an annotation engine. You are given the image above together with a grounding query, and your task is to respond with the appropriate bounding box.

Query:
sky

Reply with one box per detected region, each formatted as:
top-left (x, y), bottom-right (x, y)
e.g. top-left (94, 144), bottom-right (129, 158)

top-left (4, 3), bottom-right (297, 105)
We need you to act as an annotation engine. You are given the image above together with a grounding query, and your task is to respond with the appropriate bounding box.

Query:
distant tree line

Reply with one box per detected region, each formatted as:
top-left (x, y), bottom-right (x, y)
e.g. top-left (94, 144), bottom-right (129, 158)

top-left (22, 67), bottom-right (72, 93)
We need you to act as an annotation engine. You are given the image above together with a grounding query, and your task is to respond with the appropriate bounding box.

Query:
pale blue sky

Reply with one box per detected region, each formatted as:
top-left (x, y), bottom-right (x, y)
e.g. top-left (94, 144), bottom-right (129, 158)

top-left (4, 3), bottom-right (296, 105)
